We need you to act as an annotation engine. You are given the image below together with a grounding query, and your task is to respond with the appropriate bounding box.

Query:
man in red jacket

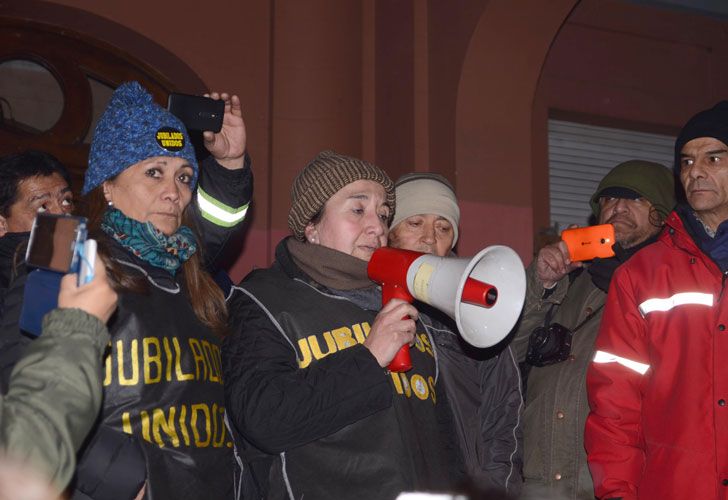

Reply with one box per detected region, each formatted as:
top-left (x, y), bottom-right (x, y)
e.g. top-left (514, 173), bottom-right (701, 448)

top-left (585, 100), bottom-right (728, 500)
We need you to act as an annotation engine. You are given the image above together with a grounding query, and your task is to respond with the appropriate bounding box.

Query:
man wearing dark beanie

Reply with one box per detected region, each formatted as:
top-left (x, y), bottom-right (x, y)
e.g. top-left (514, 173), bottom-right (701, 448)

top-left (586, 101), bottom-right (728, 500)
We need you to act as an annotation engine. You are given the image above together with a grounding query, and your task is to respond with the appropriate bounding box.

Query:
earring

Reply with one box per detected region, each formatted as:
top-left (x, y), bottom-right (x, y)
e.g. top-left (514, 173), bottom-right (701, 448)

top-left (107, 200), bottom-right (114, 207)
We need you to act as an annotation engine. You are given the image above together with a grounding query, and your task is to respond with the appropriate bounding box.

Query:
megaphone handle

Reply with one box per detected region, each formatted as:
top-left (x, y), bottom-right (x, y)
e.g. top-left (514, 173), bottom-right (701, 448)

top-left (379, 284), bottom-right (414, 372)
top-left (388, 345), bottom-right (412, 372)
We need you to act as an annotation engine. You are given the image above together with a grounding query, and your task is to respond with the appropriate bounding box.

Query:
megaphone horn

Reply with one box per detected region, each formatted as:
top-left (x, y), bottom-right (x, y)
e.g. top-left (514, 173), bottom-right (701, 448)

top-left (369, 246), bottom-right (526, 360)
top-left (405, 246), bottom-right (526, 348)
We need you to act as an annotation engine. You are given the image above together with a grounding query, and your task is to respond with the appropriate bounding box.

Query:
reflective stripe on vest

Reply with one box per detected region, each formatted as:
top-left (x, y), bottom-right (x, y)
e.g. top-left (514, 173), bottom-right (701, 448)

top-left (593, 350), bottom-right (650, 375)
top-left (638, 292), bottom-right (713, 317)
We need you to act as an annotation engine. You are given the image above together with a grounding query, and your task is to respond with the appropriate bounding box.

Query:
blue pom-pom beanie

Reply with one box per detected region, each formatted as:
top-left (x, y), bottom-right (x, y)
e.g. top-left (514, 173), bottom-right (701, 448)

top-left (83, 81), bottom-right (198, 194)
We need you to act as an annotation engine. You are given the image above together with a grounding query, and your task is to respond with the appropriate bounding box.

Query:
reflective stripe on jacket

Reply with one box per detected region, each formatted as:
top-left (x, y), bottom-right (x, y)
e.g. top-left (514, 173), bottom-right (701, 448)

top-left (586, 211), bottom-right (728, 499)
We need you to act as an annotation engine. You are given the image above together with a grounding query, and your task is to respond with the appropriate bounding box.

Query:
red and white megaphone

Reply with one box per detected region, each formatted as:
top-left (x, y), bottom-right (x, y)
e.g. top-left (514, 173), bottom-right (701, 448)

top-left (368, 246), bottom-right (526, 372)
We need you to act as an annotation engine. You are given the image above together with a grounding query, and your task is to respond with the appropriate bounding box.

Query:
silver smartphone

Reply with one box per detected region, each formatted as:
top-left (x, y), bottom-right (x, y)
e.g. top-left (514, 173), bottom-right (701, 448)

top-left (25, 213), bottom-right (95, 285)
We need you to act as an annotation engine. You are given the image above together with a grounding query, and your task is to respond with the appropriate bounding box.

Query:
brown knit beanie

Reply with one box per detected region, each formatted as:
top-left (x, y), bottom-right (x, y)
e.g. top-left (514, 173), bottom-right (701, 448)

top-left (288, 150), bottom-right (396, 240)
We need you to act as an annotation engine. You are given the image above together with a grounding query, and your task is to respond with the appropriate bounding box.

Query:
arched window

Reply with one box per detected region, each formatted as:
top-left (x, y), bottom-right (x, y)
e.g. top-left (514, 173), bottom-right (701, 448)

top-left (0, 9), bottom-right (205, 194)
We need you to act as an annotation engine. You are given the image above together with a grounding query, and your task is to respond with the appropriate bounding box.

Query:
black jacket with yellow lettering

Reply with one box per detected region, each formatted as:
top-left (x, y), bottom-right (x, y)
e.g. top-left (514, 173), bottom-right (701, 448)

top-left (223, 238), bottom-right (461, 500)
top-left (0, 157), bottom-right (252, 500)
top-left (68, 157), bottom-right (252, 500)
top-left (0, 155), bottom-right (252, 396)
top-left (81, 238), bottom-right (233, 500)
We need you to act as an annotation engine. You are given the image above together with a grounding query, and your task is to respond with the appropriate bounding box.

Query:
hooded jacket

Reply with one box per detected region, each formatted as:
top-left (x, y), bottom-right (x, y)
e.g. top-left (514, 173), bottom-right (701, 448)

top-left (586, 209), bottom-right (728, 499)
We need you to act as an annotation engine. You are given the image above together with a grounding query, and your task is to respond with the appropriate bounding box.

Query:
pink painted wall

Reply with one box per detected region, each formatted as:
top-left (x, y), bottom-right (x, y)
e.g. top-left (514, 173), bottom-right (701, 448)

top-left (533, 0), bottom-right (728, 234)
top-left (458, 201), bottom-right (533, 261)
top-left (25, 0), bottom-right (275, 276)
top-left (453, 0), bottom-right (578, 265)
top-left (10, 0), bottom-right (728, 277)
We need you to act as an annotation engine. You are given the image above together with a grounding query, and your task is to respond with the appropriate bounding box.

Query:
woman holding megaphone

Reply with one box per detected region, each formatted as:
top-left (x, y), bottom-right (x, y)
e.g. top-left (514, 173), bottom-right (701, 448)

top-left (223, 151), bottom-right (460, 499)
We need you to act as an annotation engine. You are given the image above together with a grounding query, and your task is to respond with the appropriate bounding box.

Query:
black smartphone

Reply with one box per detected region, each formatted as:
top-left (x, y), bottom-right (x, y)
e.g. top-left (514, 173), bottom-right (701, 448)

top-left (167, 93), bottom-right (224, 133)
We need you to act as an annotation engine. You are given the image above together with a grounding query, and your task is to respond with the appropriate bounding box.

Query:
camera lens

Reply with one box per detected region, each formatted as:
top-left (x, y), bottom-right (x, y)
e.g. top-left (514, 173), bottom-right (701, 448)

top-left (532, 327), bottom-right (549, 349)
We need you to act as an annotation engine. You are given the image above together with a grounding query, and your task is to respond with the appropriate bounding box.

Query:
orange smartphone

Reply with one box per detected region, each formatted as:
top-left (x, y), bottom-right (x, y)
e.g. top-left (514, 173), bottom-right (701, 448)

top-left (561, 224), bottom-right (615, 262)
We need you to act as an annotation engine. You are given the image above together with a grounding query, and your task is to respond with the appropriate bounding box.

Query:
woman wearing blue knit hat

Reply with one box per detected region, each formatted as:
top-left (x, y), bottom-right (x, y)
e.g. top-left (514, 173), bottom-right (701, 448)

top-left (71, 81), bottom-right (252, 500)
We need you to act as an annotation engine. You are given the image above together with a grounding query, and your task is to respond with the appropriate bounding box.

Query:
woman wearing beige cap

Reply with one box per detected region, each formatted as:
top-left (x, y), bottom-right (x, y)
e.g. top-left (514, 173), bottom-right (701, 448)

top-left (223, 151), bottom-right (459, 499)
top-left (389, 172), bottom-right (524, 496)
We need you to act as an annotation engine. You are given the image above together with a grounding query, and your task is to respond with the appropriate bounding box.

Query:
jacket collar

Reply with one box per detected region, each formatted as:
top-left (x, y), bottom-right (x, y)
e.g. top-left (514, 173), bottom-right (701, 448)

top-left (106, 236), bottom-right (180, 294)
top-left (0, 232), bottom-right (29, 289)
top-left (664, 208), bottom-right (698, 252)
top-left (677, 203), bottom-right (728, 273)
top-left (664, 207), bottom-right (723, 275)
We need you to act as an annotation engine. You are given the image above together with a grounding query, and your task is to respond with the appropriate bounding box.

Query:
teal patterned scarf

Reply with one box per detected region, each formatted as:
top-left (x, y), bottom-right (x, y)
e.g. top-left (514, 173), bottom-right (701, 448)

top-left (101, 208), bottom-right (197, 275)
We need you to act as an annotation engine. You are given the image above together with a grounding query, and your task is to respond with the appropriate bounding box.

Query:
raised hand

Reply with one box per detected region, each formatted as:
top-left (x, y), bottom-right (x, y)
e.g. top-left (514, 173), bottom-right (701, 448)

top-left (58, 258), bottom-right (117, 324)
top-left (535, 240), bottom-right (581, 290)
top-left (202, 92), bottom-right (247, 170)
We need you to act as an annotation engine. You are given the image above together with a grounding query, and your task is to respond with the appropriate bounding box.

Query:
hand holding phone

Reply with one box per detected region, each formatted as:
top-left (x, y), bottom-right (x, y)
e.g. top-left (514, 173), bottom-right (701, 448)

top-left (202, 92), bottom-right (247, 170)
top-left (58, 258), bottom-right (117, 324)
top-left (167, 91), bottom-right (247, 170)
top-left (78, 239), bottom-right (97, 286)
top-left (561, 224), bottom-right (616, 262)
top-left (25, 213), bottom-right (95, 286)
top-left (167, 93), bottom-right (224, 132)
top-left (20, 214), bottom-right (99, 336)
top-left (535, 241), bottom-right (580, 289)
